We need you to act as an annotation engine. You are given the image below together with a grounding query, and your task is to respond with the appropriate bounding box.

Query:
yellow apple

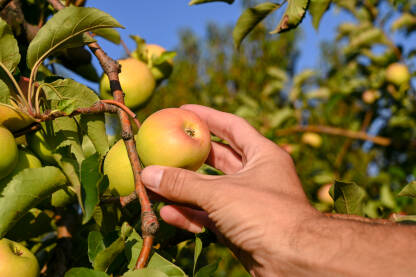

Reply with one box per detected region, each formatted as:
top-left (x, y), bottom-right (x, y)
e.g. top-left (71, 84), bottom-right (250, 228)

top-left (385, 63), bottom-right (410, 87)
top-left (317, 184), bottom-right (334, 205)
top-left (144, 44), bottom-right (173, 81)
top-left (103, 138), bottom-right (136, 196)
top-left (0, 126), bottom-right (18, 180)
top-left (12, 148), bottom-right (42, 174)
top-left (99, 58), bottom-right (156, 110)
top-left (27, 131), bottom-right (55, 164)
top-left (0, 238), bottom-right (40, 277)
top-left (137, 108), bottom-right (211, 170)
top-left (0, 103), bottom-right (34, 132)
top-left (362, 89), bottom-right (380, 104)
top-left (301, 132), bottom-right (322, 148)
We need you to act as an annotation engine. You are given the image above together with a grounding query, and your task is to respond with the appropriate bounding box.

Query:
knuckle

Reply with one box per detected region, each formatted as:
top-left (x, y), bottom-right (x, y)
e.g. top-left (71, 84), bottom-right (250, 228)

top-left (162, 169), bottom-right (188, 199)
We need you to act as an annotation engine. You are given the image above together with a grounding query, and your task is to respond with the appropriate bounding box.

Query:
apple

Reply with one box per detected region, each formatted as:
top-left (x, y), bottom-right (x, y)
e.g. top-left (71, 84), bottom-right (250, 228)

top-left (12, 149), bottom-right (42, 173)
top-left (103, 108), bottom-right (211, 196)
top-left (144, 44), bottom-right (173, 81)
top-left (317, 184), bottom-right (333, 205)
top-left (0, 238), bottom-right (40, 277)
top-left (385, 63), bottom-right (410, 87)
top-left (0, 126), bottom-right (18, 180)
top-left (0, 103), bottom-right (34, 132)
top-left (103, 138), bottom-right (136, 196)
top-left (362, 89), bottom-right (380, 104)
top-left (27, 131), bottom-right (56, 164)
top-left (301, 132), bottom-right (322, 148)
top-left (137, 108), bottom-right (211, 170)
top-left (99, 58), bottom-right (156, 110)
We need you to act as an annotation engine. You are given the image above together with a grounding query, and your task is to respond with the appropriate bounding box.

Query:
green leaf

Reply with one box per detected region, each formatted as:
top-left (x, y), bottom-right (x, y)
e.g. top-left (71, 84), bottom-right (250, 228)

top-left (398, 181), bottom-right (416, 198)
top-left (7, 208), bottom-right (53, 241)
top-left (93, 223), bottom-right (133, 272)
top-left (0, 166), bottom-right (66, 237)
top-left (81, 153), bottom-right (104, 223)
top-left (27, 6), bottom-right (123, 69)
top-left (330, 180), bottom-right (366, 216)
top-left (193, 236), bottom-right (203, 276)
top-left (65, 267), bottom-right (109, 277)
top-left (125, 229), bottom-right (186, 276)
top-left (189, 0), bottom-right (234, 5)
top-left (93, 28), bottom-right (121, 44)
top-left (0, 18), bottom-right (20, 72)
top-left (271, 0), bottom-right (309, 34)
top-left (233, 2), bottom-right (280, 49)
top-left (309, 0), bottom-right (331, 30)
top-left (0, 79), bottom-right (10, 104)
top-left (88, 231), bottom-right (105, 263)
top-left (80, 114), bottom-right (109, 157)
top-left (195, 259), bottom-right (220, 277)
top-left (122, 269), bottom-right (168, 277)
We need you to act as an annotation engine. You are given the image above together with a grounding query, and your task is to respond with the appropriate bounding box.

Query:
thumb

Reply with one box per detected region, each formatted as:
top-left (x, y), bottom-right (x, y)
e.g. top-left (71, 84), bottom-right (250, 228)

top-left (141, 165), bottom-right (217, 208)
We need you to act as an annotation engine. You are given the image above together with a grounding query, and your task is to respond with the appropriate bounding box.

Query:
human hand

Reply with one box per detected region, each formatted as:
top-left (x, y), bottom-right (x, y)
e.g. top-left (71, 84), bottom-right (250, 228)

top-left (141, 105), bottom-right (322, 276)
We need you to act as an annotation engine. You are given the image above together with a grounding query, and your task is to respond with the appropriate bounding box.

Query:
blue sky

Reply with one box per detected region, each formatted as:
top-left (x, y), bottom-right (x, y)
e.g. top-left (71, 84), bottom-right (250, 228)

top-left (74, 1), bottom-right (412, 91)
top-left (75, 1), bottom-right (350, 89)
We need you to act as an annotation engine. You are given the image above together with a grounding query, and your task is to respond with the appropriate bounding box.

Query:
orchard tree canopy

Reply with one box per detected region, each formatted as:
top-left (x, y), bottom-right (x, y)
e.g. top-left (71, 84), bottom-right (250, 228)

top-left (0, 0), bottom-right (415, 276)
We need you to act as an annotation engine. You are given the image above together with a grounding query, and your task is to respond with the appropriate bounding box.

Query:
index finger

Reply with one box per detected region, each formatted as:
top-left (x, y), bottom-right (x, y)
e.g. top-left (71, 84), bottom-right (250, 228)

top-left (180, 104), bottom-right (265, 160)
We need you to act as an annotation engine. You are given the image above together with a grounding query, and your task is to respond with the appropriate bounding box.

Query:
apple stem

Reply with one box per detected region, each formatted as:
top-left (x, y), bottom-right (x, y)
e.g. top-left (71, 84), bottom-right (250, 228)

top-left (48, 0), bottom-right (159, 269)
top-left (185, 128), bottom-right (195, 137)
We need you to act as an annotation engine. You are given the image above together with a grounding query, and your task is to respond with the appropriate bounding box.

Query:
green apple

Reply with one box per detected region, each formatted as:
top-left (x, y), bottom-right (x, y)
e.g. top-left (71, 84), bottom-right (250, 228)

top-left (0, 126), bottom-right (18, 180)
top-left (144, 44), bottom-right (173, 81)
top-left (9, 149), bottom-right (42, 176)
top-left (137, 108), bottom-right (211, 170)
top-left (103, 138), bottom-right (136, 196)
top-left (27, 131), bottom-right (55, 164)
top-left (317, 184), bottom-right (334, 205)
top-left (0, 103), bottom-right (34, 132)
top-left (301, 132), bottom-right (322, 148)
top-left (99, 58), bottom-right (156, 110)
top-left (385, 63), bottom-right (410, 87)
top-left (0, 238), bottom-right (40, 277)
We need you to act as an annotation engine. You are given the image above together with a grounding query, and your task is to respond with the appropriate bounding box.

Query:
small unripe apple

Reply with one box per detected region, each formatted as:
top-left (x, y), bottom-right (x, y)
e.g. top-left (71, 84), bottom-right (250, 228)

top-left (0, 238), bottom-right (40, 277)
top-left (12, 148), bottom-right (42, 174)
top-left (144, 44), bottom-right (173, 81)
top-left (137, 108), bottom-right (211, 170)
top-left (317, 184), bottom-right (333, 205)
top-left (301, 132), bottom-right (322, 148)
top-left (0, 126), bottom-right (18, 180)
top-left (103, 138), bottom-right (136, 196)
top-left (27, 131), bottom-right (55, 164)
top-left (0, 103), bottom-right (34, 132)
top-left (385, 63), bottom-right (410, 87)
top-left (99, 58), bottom-right (156, 110)
top-left (362, 89), bottom-right (380, 104)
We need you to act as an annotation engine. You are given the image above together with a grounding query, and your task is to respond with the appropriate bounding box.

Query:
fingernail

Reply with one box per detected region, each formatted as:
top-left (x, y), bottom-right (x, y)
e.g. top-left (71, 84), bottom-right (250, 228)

top-left (141, 166), bottom-right (163, 191)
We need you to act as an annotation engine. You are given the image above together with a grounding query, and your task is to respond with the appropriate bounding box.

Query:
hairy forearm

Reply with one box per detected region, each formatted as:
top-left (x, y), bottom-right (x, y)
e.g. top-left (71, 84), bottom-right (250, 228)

top-left (283, 215), bottom-right (416, 276)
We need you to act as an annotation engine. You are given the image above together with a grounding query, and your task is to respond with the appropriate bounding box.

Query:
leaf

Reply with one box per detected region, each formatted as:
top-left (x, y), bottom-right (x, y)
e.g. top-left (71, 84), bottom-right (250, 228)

top-left (391, 13), bottom-right (416, 34)
top-left (394, 215), bottom-right (416, 224)
top-left (193, 236), bottom-right (203, 276)
top-left (309, 0), bottom-right (331, 30)
top-left (122, 269), bottom-right (168, 277)
top-left (398, 181), bottom-right (416, 198)
top-left (93, 28), bottom-right (121, 44)
top-left (0, 18), bottom-right (20, 72)
top-left (233, 2), bottom-right (280, 49)
top-left (125, 229), bottom-right (186, 276)
top-left (27, 6), bottom-right (123, 69)
top-left (189, 0), bottom-right (234, 5)
top-left (81, 153), bottom-right (104, 223)
top-left (195, 260), bottom-right (220, 277)
top-left (7, 208), bottom-right (53, 241)
top-left (65, 267), bottom-right (109, 277)
top-left (93, 223), bottom-right (133, 272)
top-left (0, 166), bottom-right (66, 237)
top-left (330, 180), bottom-right (366, 216)
top-left (80, 114), bottom-right (109, 157)
top-left (0, 79), bottom-right (10, 104)
top-left (88, 231), bottom-right (105, 263)
top-left (271, 0), bottom-right (309, 34)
